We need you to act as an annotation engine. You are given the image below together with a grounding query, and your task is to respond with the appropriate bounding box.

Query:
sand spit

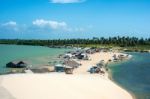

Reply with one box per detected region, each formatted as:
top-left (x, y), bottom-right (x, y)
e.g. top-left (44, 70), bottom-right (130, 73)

top-left (0, 74), bottom-right (132, 99)
top-left (0, 52), bottom-right (133, 99)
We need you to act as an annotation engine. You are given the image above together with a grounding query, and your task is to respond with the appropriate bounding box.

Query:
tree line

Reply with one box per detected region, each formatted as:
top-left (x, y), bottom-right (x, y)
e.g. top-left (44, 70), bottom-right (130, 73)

top-left (0, 36), bottom-right (150, 47)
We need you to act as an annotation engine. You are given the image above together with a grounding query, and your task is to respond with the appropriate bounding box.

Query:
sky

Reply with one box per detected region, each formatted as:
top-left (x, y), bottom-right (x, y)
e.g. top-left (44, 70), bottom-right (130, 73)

top-left (0, 0), bottom-right (150, 39)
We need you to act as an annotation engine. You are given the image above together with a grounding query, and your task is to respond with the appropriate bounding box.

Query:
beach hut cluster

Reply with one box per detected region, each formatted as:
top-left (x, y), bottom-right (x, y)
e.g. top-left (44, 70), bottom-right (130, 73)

top-left (54, 60), bottom-right (80, 74)
top-left (89, 60), bottom-right (106, 74)
top-left (61, 47), bottom-right (110, 60)
top-left (112, 54), bottom-right (129, 62)
top-left (5, 59), bottom-right (80, 74)
top-left (6, 61), bottom-right (27, 68)
top-left (63, 51), bottom-right (89, 60)
top-left (4, 47), bottom-right (130, 75)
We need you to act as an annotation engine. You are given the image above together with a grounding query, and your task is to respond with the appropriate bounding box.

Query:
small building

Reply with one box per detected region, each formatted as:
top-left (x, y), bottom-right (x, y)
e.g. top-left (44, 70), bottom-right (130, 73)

top-left (54, 64), bottom-right (65, 72)
top-left (76, 55), bottom-right (84, 59)
top-left (63, 60), bottom-right (80, 68)
top-left (17, 61), bottom-right (27, 67)
top-left (89, 66), bottom-right (101, 74)
top-left (81, 53), bottom-right (89, 60)
top-left (64, 66), bottom-right (74, 74)
top-left (89, 66), bottom-right (105, 74)
top-left (113, 54), bottom-right (119, 62)
top-left (86, 48), bottom-right (96, 54)
top-left (6, 61), bottom-right (27, 68)
top-left (75, 52), bottom-right (88, 60)
top-left (65, 53), bottom-right (73, 58)
top-left (118, 54), bottom-right (128, 60)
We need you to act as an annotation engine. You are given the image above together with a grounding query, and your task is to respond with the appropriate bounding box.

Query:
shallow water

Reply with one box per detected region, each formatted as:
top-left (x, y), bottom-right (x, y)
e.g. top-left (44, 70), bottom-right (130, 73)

top-left (0, 44), bottom-right (71, 74)
top-left (109, 53), bottom-right (150, 99)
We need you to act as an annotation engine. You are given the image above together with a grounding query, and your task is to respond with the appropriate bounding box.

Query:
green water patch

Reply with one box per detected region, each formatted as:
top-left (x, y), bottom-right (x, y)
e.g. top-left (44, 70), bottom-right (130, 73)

top-left (108, 53), bottom-right (150, 99)
top-left (0, 44), bottom-right (72, 74)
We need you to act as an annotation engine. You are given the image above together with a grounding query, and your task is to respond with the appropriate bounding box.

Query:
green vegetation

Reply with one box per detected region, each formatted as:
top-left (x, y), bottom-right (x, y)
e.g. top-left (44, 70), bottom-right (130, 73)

top-left (0, 36), bottom-right (150, 51)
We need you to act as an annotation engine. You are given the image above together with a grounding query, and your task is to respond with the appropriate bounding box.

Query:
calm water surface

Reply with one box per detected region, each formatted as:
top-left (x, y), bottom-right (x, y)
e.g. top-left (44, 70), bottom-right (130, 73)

top-left (109, 53), bottom-right (150, 99)
top-left (0, 44), bottom-right (71, 74)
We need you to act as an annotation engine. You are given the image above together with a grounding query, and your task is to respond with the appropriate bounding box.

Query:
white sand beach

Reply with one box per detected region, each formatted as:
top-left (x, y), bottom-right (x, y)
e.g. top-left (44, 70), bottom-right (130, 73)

top-left (74, 52), bottom-right (118, 74)
top-left (74, 52), bottom-right (129, 75)
top-left (0, 52), bottom-right (133, 99)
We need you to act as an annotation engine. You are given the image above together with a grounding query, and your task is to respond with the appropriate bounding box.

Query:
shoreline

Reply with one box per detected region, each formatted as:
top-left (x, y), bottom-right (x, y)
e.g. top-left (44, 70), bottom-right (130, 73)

top-left (76, 52), bottom-right (134, 99)
top-left (107, 54), bottom-right (135, 99)
top-left (108, 69), bottom-right (136, 99)
top-left (0, 73), bottom-right (133, 99)
top-left (1, 44), bottom-right (149, 53)
top-left (106, 55), bottom-right (137, 99)
top-left (0, 52), bottom-right (134, 99)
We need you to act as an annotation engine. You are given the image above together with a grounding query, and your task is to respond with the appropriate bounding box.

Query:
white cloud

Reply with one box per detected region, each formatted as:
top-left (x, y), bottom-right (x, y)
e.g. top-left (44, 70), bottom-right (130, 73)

top-left (1, 21), bottom-right (19, 31)
top-left (50, 0), bottom-right (85, 3)
top-left (2, 21), bottom-right (17, 26)
top-left (0, 20), bottom-right (88, 34)
top-left (32, 19), bottom-right (87, 33)
top-left (33, 19), bottom-right (67, 30)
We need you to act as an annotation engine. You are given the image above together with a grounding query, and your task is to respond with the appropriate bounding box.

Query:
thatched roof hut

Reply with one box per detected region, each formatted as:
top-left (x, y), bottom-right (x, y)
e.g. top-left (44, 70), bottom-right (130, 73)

top-left (64, 66), bottom-right (74, 74)
top-left (6, 61), bottom-right (27, 68)
top-left (63, 60), bottom-right (80, 68)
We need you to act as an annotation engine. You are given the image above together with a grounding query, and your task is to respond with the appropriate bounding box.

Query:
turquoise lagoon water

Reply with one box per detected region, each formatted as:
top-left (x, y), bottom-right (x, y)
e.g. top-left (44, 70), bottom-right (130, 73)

top-left (0, 44), bottom-right (71, 74)
top-left (109, 53), bottom-right (150, 99)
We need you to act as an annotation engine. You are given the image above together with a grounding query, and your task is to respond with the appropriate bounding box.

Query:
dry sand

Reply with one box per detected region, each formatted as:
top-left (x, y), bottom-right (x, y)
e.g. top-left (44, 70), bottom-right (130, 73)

top-left (74, 52), bottom-right (121, 75)
top-left (0, 52), bottom-right (133, 99)
top-left (0, 74), bottom-right (133, 99)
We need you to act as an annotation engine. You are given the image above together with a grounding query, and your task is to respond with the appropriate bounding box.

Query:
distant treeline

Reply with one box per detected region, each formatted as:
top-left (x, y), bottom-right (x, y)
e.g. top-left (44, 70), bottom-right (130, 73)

top-left (0, 36), bottom-right (150, 47)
